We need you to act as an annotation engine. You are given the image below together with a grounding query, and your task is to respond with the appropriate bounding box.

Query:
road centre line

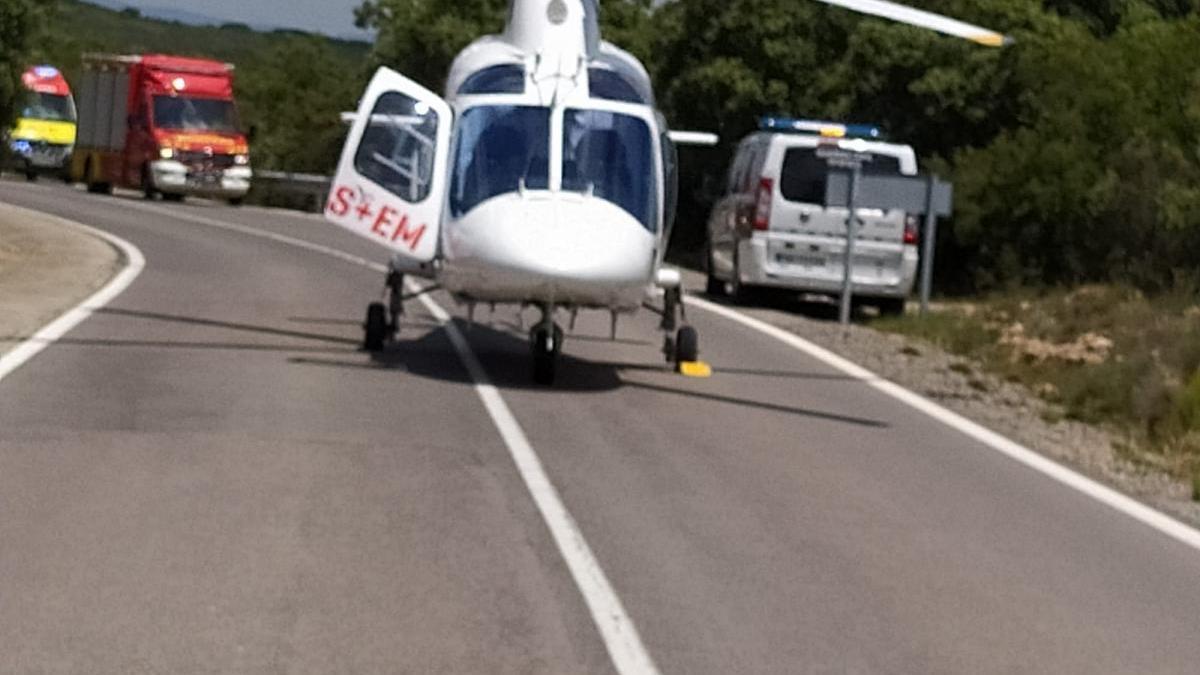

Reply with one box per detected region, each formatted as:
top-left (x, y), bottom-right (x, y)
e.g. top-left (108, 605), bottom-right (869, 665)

top-left (686, 294), bottom-right (1200, 554)
top-left (118, 199), bottom-right (662, 675)
top-left (0, 203), bottom-right (146, 385)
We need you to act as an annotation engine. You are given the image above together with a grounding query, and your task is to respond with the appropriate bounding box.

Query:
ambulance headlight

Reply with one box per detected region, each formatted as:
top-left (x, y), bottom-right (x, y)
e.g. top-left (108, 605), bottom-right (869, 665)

top-left (159, 147), bottom-right (175, 159)
top-left (234, 154), bottom-right (250, 166)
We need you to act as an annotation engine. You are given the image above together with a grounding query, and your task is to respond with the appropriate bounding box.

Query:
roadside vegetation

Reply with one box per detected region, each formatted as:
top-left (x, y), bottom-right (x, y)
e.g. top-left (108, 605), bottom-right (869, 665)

top-left (874, 286), bottom-right (1200, 498)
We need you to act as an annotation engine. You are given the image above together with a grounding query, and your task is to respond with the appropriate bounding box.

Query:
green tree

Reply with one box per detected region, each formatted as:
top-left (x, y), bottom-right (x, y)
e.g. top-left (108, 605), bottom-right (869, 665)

top-left (355, 0), bottom-right (508, 91)
top-left (236, 37), bottom-right (363, 173)
top-left (0, 0), bottom-right (55, 132)
top-left (355, 0), bottom-right (657, 91)
top-left (947, 15), bottom-right (1200, 290)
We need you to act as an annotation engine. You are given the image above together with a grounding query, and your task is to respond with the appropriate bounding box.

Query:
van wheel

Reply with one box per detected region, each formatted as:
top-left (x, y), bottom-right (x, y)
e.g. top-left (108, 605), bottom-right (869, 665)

top-left (705, 248), bottom-right (725, 296)
top-left (877, 298), bottom-right (907, 318)
top-left (729, 253), bottom-right (754, 304)
top-left (162, 193), bottom-right (185, 203)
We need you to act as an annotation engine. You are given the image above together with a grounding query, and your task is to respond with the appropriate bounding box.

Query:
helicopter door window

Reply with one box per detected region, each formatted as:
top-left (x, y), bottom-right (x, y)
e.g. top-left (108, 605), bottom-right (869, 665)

top-left (450, 105), bottom-right (550, 218)
top-left (562, 109), bottom-right (657, 232)
top-left (354, 92), bottom-right (440, 203)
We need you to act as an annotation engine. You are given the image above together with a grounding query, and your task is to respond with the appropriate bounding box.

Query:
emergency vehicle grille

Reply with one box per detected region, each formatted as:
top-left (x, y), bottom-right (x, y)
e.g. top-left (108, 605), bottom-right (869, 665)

top-left (177, 151), bottom-right (236, 169)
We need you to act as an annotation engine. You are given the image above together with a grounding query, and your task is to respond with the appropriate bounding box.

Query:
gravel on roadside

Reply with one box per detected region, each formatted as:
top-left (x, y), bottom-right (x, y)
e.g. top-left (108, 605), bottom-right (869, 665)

top-left (680, 270), bottom-right (1200, 528)
top-left (0, 200), bottom-right (122, 356)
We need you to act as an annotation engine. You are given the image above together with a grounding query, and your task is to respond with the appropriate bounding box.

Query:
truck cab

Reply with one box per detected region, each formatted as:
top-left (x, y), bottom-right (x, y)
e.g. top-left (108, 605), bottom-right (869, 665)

top-left (7, 66), bottom-right (77, 181)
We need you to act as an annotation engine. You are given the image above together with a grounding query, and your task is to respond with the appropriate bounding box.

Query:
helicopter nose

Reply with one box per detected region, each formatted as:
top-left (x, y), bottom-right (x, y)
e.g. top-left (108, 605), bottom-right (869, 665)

top-left (445, 193), bottom-right (657, 286)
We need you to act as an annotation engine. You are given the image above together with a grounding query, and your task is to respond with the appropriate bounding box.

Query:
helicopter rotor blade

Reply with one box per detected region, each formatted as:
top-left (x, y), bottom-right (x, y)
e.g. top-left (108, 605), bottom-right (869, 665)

top-left (813, 0), bottom-right (1012, 47)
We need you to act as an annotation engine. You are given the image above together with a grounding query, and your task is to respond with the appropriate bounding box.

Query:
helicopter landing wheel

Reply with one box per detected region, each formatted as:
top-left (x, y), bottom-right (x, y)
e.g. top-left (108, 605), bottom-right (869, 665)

top-left (531, 322), bottom-right (563, 385)
top-left (364, 302), bottom-right (388, 352)
top-left (674, 325), bottom-right (699, 364)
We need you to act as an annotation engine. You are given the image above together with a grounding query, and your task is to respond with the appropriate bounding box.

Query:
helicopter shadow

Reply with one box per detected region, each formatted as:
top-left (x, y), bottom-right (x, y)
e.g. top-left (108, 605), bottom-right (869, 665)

top-left (288, 318), bottom-right (888, 428)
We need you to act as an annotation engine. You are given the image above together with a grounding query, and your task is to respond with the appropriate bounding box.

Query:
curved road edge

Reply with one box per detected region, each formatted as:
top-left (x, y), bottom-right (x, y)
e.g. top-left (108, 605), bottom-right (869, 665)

top-left (0, 201), bottom-right (146, 384)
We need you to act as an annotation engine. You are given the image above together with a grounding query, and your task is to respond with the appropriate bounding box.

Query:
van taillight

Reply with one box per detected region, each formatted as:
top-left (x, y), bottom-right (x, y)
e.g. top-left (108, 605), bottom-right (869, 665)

top-left (904, 215), bottom-right (920, 245)
top-left (754, 178), bottom-right (774, 231)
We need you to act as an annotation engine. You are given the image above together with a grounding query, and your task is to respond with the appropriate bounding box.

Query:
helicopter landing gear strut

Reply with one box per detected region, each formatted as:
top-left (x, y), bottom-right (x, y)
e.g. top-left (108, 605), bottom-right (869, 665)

top-left (659, 285), bottom-right (703, 374)
top-left (363, 267), bottom-right (411, 352)
top-left (530, 303), bottom-right (563, 385)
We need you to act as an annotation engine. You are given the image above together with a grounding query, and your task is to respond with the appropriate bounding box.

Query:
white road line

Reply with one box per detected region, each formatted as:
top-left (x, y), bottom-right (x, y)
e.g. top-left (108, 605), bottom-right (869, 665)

top-left (0, 204), bottom-right (145, 384)
top-left (411, 286), bottom-right (661, 675)
top-left (119, 200), bottom-right (662, 675)
top-left (123, 201), bottom-right (387, 272)
top-left (687, 294), bottom-right (1200, 553)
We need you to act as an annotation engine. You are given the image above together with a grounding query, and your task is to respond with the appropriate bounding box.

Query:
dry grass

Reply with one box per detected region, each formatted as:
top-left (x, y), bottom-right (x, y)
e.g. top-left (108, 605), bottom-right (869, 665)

top-left (874, 285), bottom-right (1200, 482)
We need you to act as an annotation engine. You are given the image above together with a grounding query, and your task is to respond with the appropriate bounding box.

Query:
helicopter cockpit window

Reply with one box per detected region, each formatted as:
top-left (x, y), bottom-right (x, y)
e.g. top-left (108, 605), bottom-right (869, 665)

top-left (458, 64), bottom-right (527, 95)
top-left (450, 105), bottom-right (550, 218)
top-left (562, 109), bottom-right (657, 232)
top-left (587, 68), bottom-right (646, 104)
top-left (354, 92), bottom-right (440, 203)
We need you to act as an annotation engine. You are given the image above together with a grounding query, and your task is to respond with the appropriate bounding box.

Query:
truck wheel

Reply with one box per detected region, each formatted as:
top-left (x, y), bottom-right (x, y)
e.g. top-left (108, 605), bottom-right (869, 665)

top-left (84, 159), bottom-right (111, 195)
top-left (141, 166), bottom-right (158, 200)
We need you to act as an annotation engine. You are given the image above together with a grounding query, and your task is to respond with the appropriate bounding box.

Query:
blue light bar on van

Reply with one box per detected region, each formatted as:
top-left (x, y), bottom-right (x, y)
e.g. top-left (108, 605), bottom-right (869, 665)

top-left (758, 116), bottom-right (884, 140)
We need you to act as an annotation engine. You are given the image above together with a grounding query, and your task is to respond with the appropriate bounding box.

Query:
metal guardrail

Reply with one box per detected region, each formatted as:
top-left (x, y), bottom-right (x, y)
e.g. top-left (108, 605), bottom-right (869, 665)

top-left (252, 170), bottom-right (331, 212)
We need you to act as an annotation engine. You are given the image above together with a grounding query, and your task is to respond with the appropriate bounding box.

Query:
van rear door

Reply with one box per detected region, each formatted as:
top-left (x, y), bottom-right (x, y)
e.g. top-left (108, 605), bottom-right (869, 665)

top-left (774, 144), bottom-right (912, 240)
top-left (765, 141), bottom-right (915, 284)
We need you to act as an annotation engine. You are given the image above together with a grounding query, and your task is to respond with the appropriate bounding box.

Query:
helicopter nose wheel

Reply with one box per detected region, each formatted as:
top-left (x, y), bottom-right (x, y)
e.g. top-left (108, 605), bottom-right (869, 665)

top-left (364, 302), bottom-right (389, 352)
top-left (363, 269), bottom-right (405, 352)
top-left (530, 305), bottom-right (563, 385)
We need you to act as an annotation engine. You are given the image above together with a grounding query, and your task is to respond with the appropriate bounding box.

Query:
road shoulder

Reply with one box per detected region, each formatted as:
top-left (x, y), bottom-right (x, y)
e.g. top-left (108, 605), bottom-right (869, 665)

top-left (0, 200), bottom-right (122, 356)
top-left (680, 269), bottom-right (1200, 529)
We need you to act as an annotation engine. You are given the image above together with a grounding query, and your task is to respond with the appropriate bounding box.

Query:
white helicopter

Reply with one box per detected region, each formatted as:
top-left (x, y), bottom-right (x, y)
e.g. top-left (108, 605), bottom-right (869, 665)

top-left (325, 0), bottom-right (1008, 384)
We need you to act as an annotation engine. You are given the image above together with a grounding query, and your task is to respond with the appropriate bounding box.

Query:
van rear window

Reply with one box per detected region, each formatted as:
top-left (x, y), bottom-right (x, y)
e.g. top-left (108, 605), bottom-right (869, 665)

top-left (779, 148), bottom-right (902, 204)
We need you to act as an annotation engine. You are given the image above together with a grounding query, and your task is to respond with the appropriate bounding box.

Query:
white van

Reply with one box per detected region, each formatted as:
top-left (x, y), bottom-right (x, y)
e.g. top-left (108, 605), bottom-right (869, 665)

top-left (705, 118), bottom-right (920, 316)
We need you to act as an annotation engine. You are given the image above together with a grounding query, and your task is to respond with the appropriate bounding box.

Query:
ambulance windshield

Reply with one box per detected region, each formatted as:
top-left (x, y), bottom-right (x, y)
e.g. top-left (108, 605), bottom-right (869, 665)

top-left (21, 93), bottom-right (75, 123)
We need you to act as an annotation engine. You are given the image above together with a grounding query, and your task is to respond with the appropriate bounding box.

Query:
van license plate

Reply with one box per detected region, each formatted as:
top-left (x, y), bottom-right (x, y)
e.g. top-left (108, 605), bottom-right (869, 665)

top-left (776, 253), bottom-right (825, 267)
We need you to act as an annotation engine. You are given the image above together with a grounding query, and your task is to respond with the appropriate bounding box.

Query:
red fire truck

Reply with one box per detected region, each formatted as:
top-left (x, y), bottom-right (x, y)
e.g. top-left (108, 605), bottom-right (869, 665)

top-left (70, 54), bottom-right (253, 204)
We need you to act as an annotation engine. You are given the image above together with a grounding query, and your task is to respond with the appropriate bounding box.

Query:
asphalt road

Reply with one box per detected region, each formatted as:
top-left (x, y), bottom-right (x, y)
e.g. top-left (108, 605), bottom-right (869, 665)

top-left (2, 179), bottom-right (1200, 674)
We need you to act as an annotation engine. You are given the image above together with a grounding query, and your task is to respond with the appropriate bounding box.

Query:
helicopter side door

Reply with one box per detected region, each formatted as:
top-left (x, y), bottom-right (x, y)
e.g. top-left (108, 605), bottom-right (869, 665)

top-left (326, 67), bottom-right (452, 266)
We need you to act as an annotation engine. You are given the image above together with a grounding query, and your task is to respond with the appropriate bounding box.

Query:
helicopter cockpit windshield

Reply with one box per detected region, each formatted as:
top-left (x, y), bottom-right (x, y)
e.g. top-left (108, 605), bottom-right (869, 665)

top-left (449, 104), bottom-right (657, 232)
top-left (562, 108), bottom-right (656, 232)
top-left (450, 105), bottom-right (550, 218)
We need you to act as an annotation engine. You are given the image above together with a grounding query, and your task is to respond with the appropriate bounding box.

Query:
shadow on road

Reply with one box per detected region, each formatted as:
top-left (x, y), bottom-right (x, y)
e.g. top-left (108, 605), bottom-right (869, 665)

top-left (53, 304), bottom-right (887, 428)
top-left (97, 307), bottom-right (362, 345)
top-left (286, 318), bottom-right (889, 429)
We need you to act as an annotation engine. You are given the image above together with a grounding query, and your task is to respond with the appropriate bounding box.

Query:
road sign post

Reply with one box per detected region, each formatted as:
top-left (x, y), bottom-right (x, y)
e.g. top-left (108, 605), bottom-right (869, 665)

top-left (825, 169), bottom-right (953, 321)
top-left (919, 176), bottom-right (940, 316)
top-left (838, 162), bottom-right (862, 327)
top-left (818, 143), bottom-right (870, 329)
